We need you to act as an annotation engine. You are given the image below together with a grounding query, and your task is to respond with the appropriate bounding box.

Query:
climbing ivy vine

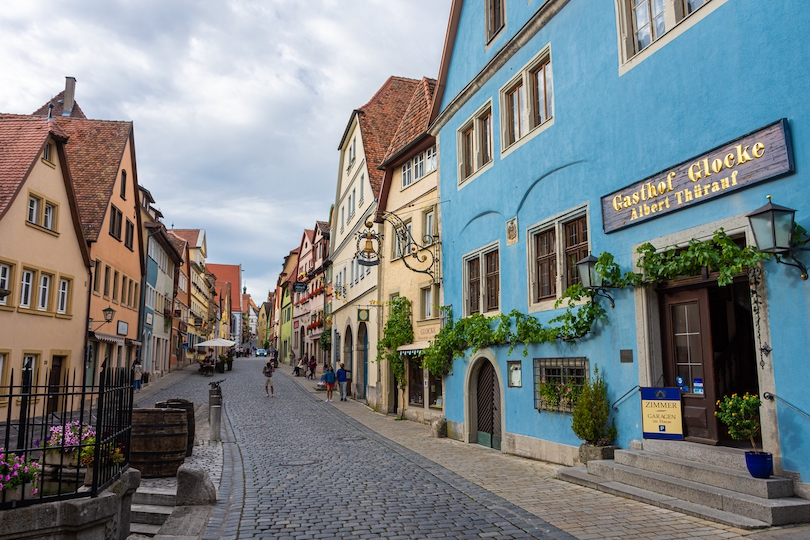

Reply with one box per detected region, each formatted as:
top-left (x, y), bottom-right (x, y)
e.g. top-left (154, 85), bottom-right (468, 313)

top-left (422, 228), bottom-right (782, 377)
top-left (377, 296), bottom-right (414, 387)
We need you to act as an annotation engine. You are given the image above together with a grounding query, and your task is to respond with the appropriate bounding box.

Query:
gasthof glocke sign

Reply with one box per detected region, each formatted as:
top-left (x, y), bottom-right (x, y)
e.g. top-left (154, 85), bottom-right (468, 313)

top-left (601, 119), bottom-right (793, 233)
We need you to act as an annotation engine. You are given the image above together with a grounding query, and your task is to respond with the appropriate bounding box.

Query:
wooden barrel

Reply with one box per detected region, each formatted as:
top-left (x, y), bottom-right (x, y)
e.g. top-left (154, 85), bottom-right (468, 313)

top-left (130, 408), bottom-right (187, 478)
top-left (156, 399), bottom-right (195, 457)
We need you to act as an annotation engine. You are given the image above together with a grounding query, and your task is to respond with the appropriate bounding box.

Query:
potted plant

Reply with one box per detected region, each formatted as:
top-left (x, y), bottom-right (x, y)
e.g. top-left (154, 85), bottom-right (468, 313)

top-left (45, 421), bottom-right (95, 467)
top-left (571, 365), bottom-right (617, 463)
top-left (81, 442), bottom-right (124, 486)
top-left (715, 392), bottom-right (771, 478)
top-left (0, 450), bottom-right (40, 500)
top-left (537, 378), bottom-right (578, 412)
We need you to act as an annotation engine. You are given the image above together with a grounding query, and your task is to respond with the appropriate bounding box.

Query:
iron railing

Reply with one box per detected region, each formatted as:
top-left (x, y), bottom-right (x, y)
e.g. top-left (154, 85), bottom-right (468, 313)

top-left (0, 361), bottom-right (132, 508)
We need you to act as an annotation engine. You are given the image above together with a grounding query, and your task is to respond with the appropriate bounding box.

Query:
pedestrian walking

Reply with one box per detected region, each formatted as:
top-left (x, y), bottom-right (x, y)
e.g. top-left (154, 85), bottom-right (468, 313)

top-left (321, 365), bottom-right (336, 402)
top-left (308, 356), bottom-right (317, 380)
top-left (336, 363), bottom-right (348, 401)
top-left (132, 361), bottom-right (143, 393)
top-left (295, 356), bottom-right (305, 377)
top-left (263, 361), bottom-right (275, 397)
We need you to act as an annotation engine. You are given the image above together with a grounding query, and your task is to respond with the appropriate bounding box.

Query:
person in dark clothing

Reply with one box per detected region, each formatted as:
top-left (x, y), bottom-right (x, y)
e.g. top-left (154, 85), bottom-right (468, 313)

top-left (336, 363), bottom-right (348, 401)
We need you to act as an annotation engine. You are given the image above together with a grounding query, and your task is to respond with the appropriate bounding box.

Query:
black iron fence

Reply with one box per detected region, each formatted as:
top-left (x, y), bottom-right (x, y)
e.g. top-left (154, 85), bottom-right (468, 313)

top-left (0, 361), bottom-right (132, 508)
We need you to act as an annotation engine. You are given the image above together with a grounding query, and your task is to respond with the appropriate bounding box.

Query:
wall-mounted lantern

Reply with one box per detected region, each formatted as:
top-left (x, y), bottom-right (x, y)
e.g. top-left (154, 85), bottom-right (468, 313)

top-left (747, 195), bottom-right (808, 279)
top-left (575, 252), bottom-right (615, 307)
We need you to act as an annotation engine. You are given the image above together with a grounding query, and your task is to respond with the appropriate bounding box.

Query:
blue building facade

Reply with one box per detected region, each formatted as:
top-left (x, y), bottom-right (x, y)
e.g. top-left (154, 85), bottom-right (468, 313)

top-left (431, 0), bottom-right (810, 483)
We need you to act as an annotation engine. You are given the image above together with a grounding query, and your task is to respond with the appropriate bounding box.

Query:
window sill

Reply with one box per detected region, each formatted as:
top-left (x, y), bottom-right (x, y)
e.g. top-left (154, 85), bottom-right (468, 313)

top-left (458, 159), bottom-right (494, 191)
top-left (17, 307), bottom-right (54, 317)
top-left (25, 221), bottom-right (59, 237)
top-left (500, 117), bottom-right (554, 160)
top-left (41, 158), bottom-right (56, 169)
top-left (528, 294), bottom-right (588, 314)
top-left (0, 305), bottom-right (14, 312)
top-left (55, 313), bottom-right (72, 319)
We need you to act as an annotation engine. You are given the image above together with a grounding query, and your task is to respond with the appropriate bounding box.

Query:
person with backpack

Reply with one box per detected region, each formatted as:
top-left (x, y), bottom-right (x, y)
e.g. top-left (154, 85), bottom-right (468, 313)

top-left (263, 361), bottom-right (275, 397)
top-left (321, 365), bottom-right (336, 402)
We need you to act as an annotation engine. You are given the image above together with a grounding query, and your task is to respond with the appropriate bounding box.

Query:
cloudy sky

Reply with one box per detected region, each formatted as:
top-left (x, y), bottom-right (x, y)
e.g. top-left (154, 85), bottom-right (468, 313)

top-left (0, 0), bottom-right (452, 300)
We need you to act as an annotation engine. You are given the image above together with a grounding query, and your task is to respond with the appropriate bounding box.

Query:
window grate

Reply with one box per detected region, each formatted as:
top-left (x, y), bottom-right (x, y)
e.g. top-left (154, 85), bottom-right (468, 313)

top-left (533, 357), bottom-right (588, 412)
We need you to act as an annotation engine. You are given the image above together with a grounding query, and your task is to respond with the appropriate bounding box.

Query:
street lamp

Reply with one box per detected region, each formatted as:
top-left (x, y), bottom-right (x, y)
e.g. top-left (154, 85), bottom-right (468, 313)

top-left (575, 252), bottom-right (615, 307)
top-left (89, 306), bottom-right (116, 331)
top-left (747, 195), bottom-right (808, 279)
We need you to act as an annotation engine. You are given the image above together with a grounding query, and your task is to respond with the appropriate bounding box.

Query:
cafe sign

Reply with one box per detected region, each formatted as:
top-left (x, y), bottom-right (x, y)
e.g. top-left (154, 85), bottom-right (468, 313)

top-left (601, 119), bottom-right (794, 233)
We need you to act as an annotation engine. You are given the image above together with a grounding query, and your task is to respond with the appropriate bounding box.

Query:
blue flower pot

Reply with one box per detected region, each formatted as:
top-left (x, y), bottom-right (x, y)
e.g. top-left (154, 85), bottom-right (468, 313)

top-left (745, 451), bottom-right (773, 479)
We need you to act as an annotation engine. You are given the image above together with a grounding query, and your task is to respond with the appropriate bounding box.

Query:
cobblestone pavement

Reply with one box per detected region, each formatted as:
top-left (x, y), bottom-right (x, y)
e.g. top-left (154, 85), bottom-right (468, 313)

top-left (132, 359), bottom-right (810, 540)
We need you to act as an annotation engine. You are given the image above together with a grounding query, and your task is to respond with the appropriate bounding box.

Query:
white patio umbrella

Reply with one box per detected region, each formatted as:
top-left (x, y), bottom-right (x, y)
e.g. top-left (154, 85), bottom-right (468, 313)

top-left (196, 338), bottom-right (236, 347)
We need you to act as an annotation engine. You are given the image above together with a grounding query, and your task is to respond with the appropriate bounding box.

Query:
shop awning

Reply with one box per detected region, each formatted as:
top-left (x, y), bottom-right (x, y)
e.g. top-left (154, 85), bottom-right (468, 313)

top-left (90, 332), bottom-right (125, 345)
top-left (397, 341), bottom-right (431, 356)
top-left (126, 339), bottom-right (142, 346)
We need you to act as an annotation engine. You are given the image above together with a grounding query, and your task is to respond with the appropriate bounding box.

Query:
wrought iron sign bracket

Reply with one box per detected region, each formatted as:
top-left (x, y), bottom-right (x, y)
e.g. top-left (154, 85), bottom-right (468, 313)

top-left (355, 211), bottom-right (440, 284)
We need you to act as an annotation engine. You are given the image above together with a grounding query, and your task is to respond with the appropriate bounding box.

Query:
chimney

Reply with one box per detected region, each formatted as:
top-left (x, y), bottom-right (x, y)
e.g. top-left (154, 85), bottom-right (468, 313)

top-left (63, 76), bottom-right (76, 117)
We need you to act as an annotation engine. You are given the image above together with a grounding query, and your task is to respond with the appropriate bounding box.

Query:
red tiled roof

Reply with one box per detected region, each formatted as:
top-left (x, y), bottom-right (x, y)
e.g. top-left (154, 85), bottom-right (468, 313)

top-left (167, 231), bottom-right (188, 262)
top-left (316, 220), bottom-right (329, 235)
top-left (51, 117), bottom-right (133, 242)
top-left (355, 76), bottom-right (420, 199)
top-left (171, 229), bottom-right (201, 247)
top-left (382, 78), bottom-right (437, 165)
top-left (206, 264), bottom-right (242, 310)
top-left (32, 91), bottom-right (87, 119)
top-left (0, 117), bottom-right (69, 218)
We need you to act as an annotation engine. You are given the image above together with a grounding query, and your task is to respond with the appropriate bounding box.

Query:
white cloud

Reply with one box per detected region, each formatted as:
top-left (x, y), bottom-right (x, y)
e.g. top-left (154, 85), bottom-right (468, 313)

top-left (0, 0), bottom-right (452, 298)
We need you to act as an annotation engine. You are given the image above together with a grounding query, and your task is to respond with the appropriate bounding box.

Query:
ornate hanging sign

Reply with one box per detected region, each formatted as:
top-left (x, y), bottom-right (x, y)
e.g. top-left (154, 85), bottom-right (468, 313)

top-left (601, 119), bottom-right (794, 233)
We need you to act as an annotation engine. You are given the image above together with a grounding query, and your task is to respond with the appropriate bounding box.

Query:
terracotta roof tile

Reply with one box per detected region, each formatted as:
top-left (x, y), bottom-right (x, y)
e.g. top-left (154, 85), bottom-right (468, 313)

top-left (0, 117), bottom-right (68, 218)
top-left (51, 117), bottom-right (133, 241)
top-left (167, 231), bottom-right (188, 261)
top-left (316, 220), bottom-right (329, 234)
top-left (171, 229), bottom-right (201, 246)
top-left (206, 264), bottom-right (242, 310)
top-left (356, 76), bottom-right (420, 199)
top-left (382, 77), bottom-right (437, 164)
top-left (32, 91), bottom-right (87, 119)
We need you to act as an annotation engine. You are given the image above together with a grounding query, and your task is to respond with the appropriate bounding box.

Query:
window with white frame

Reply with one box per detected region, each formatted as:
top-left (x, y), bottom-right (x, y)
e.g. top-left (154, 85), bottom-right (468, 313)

top-left (37, 273), bottom-right (51, 311)
top-left (346, 136), bottom-right (357, 171)
top-left (458, 104), bottom-right (493, 185)
top-left (341, 206), bottom-right (345, 231)
top-left (528, 210), bottom-right (589, 308)
top-left (423, 208), bottom-right (435, 246)
top-left (420, 284), bottom-right (439, 320)
top-left (617, 0), bottom-right (711, 62)
top-left (57, 278), bottom-right (70, 314)
top-left (402, 160), bottom-right (413, 188)
top-left (500, 49), bottom-right (553, 151)
top-left (425, 145), bottom-right (437, 174)
top-left (28, 196), bottom-right (40, 224)
top-left (359, 175), bottom-right (364, 204)
top-left (146, 284), bottom-right (156, 309)
top-left (20, 269), bottom-right (33, 308)
top-left (0, 263), bottom-right (11, 306)
top-left (393, 221), bottom-right (413, 259)
top-left (43, 142), bottom-right (54, 164)
top-left (43, 203), bottom-right (56, 231)
top-left (464, 244), bottom-right (499, 316)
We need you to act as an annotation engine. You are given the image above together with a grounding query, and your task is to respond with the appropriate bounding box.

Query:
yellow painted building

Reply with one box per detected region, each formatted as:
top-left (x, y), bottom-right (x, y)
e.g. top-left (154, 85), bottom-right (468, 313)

top-left (376, 77), bottom-right (444, 422)
top-left (0, 118), bottom-right (91, 415)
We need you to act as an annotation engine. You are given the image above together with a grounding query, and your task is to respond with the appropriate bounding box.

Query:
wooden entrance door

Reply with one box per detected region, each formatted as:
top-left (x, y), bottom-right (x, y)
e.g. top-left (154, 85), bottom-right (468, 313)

top-left (661, 289), bottom-right (719, 443)
top-left (47, 356), bottom-right (64, 414)
top-left (476, 361), bottom-right (501, 450)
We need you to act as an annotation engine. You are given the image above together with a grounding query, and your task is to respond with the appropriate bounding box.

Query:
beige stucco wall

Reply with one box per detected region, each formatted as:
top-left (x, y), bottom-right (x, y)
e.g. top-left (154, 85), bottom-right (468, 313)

top-left (378, 161), bottom-right (443, 420)
top-left (0, 139), bottom-right (90, 407)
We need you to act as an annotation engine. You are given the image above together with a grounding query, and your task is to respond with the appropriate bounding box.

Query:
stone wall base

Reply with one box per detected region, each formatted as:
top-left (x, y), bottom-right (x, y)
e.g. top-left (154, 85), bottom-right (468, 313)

top-left (0, 468), bottom-right (140, 540)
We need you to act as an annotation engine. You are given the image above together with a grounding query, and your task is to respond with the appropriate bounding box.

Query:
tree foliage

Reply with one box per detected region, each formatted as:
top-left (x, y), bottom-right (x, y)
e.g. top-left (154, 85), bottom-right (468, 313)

top-left (376, 296), bottom-right (414, 387)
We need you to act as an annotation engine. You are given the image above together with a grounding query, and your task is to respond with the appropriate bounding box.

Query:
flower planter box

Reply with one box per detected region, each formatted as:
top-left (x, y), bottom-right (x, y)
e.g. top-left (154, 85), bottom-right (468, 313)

top-left (578, 443), bottom-right (618, 464)
top-left (45, 451), bottom-right (79, 468)
top-left (3, 483), bottom-right (35, 501)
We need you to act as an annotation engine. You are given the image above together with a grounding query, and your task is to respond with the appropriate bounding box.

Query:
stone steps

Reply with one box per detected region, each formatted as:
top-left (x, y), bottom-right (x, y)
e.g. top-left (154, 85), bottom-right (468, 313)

top-left (558, 443), bottom-right (810, 529)
top-left (129, 522), bottom-right (162, 537)
top-left (133, 488), bottom-right (177, 507)
top-left (131, 503), bottom-right (174, 526)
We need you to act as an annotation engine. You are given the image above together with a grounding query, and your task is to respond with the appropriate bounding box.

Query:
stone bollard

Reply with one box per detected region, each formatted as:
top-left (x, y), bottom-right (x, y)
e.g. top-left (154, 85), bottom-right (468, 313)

top-left (175, 464), bottom-right (217, 506)
top-left (431, 418), bottom-right (447, 438)
top-left (209, 391), bottom-right (221, 420)
top-left (210, 405), bottom-right (221, 441)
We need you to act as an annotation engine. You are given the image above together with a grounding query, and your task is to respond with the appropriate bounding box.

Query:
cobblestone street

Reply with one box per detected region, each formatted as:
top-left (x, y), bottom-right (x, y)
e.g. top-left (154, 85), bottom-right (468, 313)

top-left (134, 360), bottom-right (810, 540)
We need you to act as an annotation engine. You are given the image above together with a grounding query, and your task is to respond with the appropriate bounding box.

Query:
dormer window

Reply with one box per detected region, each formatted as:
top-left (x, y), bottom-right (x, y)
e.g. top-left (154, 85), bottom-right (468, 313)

top-left (42, 142), bottom-right (55, 164)
top-left (120, 170), bottom-right (127, 199)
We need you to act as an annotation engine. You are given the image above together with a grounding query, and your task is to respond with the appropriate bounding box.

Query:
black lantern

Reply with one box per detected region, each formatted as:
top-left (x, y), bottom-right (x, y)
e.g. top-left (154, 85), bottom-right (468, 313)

top-left (0, 288), bottom-right (9, 300)
top-left (747, 195), bottom-right (807, 279)
top-left (575, 252), bottom-right (614, 307)
top-left (102, 306), bottom-right (116, 322)
top-left (576, 253), bottom-right (603, 290)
